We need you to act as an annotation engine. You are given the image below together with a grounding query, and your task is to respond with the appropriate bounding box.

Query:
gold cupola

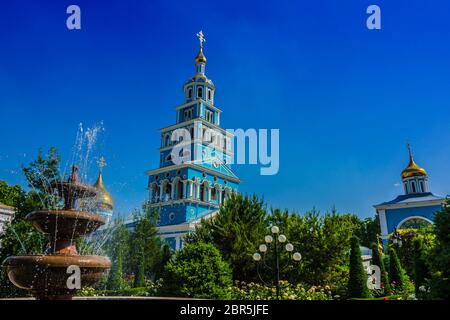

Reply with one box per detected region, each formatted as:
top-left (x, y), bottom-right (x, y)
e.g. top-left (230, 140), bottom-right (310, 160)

top-left (93, 157), bottom-right (114, 210)
top-left (195, 31), bottom-right (207, 65)
top-left (401, 144), bottom-right (427, 179)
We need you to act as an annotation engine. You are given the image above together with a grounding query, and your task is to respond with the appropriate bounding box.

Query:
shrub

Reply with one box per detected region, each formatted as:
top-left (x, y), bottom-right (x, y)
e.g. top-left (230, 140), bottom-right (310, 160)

top-left (161, 243), bottom-right (232, 299)
top-left (230, 281), bottom-right (333, 300)
top-left (348, 236), bottom-right (371, 298)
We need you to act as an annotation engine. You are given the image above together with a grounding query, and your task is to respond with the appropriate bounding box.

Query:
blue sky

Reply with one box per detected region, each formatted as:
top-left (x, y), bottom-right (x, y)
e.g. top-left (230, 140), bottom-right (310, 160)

top-left (0, 0), bottom-right (449, 219)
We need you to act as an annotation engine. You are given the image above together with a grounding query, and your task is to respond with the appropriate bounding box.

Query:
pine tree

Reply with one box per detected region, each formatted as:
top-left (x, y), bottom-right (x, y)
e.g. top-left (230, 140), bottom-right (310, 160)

top-left (371, 243), bottom-right (391, 295)
top-left (107, 243), bottom-right (125, 290)
top-left (389, 247), bottom-right (407, 291)
top-left (348, 236), bottom-right (371, 298)
top-left (105, 220), bottom-right (129, 290)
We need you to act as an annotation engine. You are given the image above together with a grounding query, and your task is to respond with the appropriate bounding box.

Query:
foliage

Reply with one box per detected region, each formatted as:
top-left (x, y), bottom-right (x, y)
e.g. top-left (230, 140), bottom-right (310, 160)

top-left (0, 149), bottom-right (60, 297)
top-left (269, 208), bottom-right (361, 296)
top-left (78, 279), bottom-right (164, 297)
top-left (230, 281), bottom-right (333, 300)
top-left (388, 247), bottom-right (413, 294)
top-left (413, 238), bottom-right (431, 298)
top-left (371, 243), bottom-right (391, 296)
top-left (356, 216), bottom-right (380, 248)
top-left (161, 243), bottom-right (232, 299)
top-left (105, 219), bottom-right (130, 290)
top-left (392, 227), bottom-right (436, 278)
top-left (186, 193), bottom-right (268, 281)
top-left (127, 205), bottom-right (170, 286)
top-left (21, 147), bottom-right (61, 209)
top-left (348, 236), bottom-right (371, 298)
top-left (428, 200), bottom-right (450, 299)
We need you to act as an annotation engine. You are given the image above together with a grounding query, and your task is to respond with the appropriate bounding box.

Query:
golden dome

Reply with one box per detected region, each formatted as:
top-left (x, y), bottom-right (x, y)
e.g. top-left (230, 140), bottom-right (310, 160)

top-left (401, 144), bottom-right (427, 179)
top-left (195, 47), bottom-right (207, 64)
top-left (94, 169), bottom-right (114, 210)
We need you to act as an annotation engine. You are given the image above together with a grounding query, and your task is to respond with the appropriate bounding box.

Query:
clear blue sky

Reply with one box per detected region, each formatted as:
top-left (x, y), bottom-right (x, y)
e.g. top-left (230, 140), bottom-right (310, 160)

top-left (1, 0), bottom-right (449, 219)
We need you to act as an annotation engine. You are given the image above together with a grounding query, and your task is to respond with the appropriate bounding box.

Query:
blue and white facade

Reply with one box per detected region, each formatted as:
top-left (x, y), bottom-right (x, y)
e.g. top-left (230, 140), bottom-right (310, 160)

top-left (374, 146), bottom-right (446, 247)
top-left (142, 36), bottom-right (240, 250)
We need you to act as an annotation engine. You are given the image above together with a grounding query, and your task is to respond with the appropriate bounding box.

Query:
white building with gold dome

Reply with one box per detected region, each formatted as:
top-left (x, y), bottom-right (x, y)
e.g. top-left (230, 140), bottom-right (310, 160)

top-left (374, 145), bottom-right (446, 246)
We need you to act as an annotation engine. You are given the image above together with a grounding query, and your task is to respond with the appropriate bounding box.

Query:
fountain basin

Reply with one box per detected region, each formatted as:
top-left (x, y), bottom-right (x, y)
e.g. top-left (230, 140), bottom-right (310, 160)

top-left (3, 255), bottom-right (111, 300)
top-left (27, 210), bottom-right (105, 239)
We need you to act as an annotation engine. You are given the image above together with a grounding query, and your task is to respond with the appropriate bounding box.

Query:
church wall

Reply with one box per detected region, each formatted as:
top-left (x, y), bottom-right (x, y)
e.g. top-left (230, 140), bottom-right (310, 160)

top-left (385, 205), bottom-right (441, 232)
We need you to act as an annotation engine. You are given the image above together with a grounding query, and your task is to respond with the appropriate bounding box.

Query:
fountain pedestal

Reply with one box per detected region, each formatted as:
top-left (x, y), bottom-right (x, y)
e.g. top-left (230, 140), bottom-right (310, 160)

top-left (2, 166), bottom-right (111, 300)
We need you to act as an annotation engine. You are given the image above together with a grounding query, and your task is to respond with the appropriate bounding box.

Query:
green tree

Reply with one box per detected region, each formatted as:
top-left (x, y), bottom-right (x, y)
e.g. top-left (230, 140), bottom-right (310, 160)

top-left (389, 247), bottom-right (408, 292)
top-left (429, 200), bottom-right (450, 299)
top-left (271, 208), bottom-right (361, 293)
top-left (105, 219), bottom-right (129, 290)
top-left (161, 243), bottom-right (232, 299)
top-left (370, 243), bottom-right (391, 295)
top-left (186, 193), bottom-right (268, 281)
top-left (357, 217), bottom-right (380, 248)
top-left (127, 205), bottom-right (167, 286)
top-left (413, 238), bottom-right (430, 297)
top-left (348, 236), bottom-right (371, 298)
top-left (0, 149), bottom-right (60, 297)
top-left (22, 147), bottom-right (60, 209)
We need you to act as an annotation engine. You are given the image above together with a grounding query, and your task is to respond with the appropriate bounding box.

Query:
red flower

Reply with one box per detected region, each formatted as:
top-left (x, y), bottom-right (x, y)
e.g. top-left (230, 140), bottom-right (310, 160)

top-left (383, 297), bottom-right (389, 300)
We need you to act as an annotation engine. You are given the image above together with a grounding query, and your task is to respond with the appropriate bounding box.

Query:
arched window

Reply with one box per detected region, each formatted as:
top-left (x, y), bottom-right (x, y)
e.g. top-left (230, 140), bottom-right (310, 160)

top-left (208, 89), bottom-right (212, 101)
top-left (411, 181), bottom-right (417, 193)
top-left (165, 134), bottom-right (170, 147)
top-left (188, 88), bottom-right (192, 99)
top-left (420, 181), bottom-right (424, 193)
top-left (190, 127), bottom-right (194, 140)
top-left (200, 184), bottom-right (206, 201)
top-left (211, 188), bottom-right (217, 201)
top-left (197, 87), bottom-right (203, 98)
top-left (177, 180), bottom-right (183, 199)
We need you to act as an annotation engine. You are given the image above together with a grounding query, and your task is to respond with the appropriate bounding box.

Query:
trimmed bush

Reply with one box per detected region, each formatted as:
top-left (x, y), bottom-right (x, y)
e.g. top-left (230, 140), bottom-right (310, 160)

top-left (348, 236), bottom-right (371, 298)
top-left (161, 243), bottom-right (232, 299)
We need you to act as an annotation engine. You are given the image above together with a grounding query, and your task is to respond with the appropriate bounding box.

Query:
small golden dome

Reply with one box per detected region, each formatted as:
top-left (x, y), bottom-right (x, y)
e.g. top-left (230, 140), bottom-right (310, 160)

top-left (94, 169), bottom-right (114, 210)
top-left (195, 47), bottom-right (207, 64)
top-left (401, 144), bottom-right (427, 179)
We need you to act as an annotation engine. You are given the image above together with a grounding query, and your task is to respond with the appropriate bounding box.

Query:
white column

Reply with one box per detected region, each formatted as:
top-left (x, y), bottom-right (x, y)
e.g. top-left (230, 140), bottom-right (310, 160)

top-left (159, 183), bottom-right (164, 201)
top-left (378, 209), bottom-right (388, 240)
top-left (189, 182), bottom-right (193, 198)
top-left (196, 184), bottom-right (200, 200)
top-left (207, 186), bottom-right (211, 203)
top-left (218, 189), bottom-right (222, 204)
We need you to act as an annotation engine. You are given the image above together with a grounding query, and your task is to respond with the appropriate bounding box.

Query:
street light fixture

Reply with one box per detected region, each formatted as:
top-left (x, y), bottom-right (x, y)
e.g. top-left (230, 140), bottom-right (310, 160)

top-left (253, 225), bottom-right (302, 300)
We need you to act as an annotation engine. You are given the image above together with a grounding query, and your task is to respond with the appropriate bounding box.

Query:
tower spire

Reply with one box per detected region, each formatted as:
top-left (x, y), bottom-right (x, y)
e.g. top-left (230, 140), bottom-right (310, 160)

top-left (195, 31), bottom-right (207, 73)
top-left (407, 143), bottom-right (414, 163)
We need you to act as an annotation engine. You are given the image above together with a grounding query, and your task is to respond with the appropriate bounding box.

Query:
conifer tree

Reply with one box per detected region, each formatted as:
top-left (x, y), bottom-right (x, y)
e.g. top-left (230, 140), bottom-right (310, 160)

top-left (389, 247), bottom-right (407, 291)
top-left (348, 236), bottom-right (371, 298)
top-left (371, 243), bottom-right (391, 295)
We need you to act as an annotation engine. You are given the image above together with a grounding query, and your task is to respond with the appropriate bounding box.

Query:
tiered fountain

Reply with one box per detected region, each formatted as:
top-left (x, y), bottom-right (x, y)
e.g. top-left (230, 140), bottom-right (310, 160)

top-left (3, 166), bottom-right (111, 300)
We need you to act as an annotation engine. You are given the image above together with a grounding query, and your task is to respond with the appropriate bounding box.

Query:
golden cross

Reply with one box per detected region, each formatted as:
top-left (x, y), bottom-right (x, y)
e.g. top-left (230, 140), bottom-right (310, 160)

top-left (196, 31), bottom-right (206, 48)
top-left (98, 157), bottom-right (107, 172)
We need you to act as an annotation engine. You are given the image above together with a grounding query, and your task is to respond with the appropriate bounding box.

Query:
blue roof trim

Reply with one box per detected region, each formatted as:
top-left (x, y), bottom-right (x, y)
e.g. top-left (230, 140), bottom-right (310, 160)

top-left (376, 192), bottom-right (445, 206)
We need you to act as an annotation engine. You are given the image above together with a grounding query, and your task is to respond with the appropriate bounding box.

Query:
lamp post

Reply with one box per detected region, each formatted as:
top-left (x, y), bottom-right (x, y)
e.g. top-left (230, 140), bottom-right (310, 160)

top-left (392, 227), bottom-right (402, 247)
top-left (252, 225), bottom-right (301, 300)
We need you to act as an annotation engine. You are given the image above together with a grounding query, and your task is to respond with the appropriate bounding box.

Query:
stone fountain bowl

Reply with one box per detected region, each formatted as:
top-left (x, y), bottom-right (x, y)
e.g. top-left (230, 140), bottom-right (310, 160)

top-left (27, 210), bottom-right (106, 240)
top-left (51, 182), bottom-right (98, 199)
top-left (3, 255), bottom-right (111, 299)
